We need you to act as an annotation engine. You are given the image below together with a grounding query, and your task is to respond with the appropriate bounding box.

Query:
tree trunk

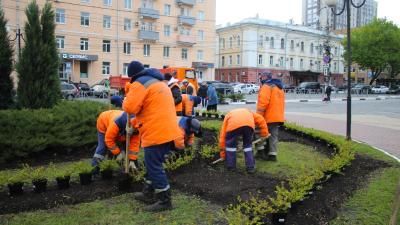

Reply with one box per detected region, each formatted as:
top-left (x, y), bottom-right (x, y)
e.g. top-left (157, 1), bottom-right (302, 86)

top-left (369, 70), bottom-right (381, 85)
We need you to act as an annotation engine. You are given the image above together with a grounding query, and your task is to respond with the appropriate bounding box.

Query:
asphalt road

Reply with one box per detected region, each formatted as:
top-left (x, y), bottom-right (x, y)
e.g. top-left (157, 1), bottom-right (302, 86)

top-left (217, 97), bottom-right (400, 159)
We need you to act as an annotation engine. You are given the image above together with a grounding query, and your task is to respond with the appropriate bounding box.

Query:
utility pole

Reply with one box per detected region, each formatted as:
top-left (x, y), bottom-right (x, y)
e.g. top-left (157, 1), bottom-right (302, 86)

top-left (16, 28), bottom-right (22, 57)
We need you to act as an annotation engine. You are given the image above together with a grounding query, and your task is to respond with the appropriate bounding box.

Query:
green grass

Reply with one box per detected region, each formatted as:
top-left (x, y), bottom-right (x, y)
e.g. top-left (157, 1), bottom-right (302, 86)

top-left (0, 192), bottom-right (224, 225)
top-left (201, 120), bottom-right (223, 131)
top-left (236, 142), bottom-right (328, 178)
top-left (331, 167), bottom-right (400, 225)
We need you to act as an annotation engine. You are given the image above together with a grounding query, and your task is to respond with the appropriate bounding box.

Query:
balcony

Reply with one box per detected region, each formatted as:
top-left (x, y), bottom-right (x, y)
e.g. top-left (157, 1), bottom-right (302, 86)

top-left (176, 0), bottom-right (195, 6)
top-left (178, 15), bottom-right (196, 26)
top-left (138, 30), bottom-right (160, 41)
top-left (138, 8), bottom-right (160, 19)
top-left (177, 35), bottom-right (196, 46)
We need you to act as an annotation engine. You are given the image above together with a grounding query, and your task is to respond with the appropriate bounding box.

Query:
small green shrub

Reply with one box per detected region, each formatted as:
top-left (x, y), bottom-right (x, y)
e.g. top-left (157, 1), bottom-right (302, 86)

top-left (99, 159), bottom-right (120, 171)
top-left (48, 162), bottom-right (73, 179)
top-left (200, 145), bottom-right (219, 159)
top-left (29, 166), bottom-right (47, 181)
top-left (7, 166), bottom-right (30, 184)
top-left (74, 161), bottom-right (94, 174)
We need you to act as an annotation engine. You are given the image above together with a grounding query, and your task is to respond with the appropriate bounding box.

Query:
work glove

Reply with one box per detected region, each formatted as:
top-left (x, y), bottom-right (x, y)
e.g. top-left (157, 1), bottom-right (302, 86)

top-left (129, 160), bottom-right (140, 172)
top-left (126, 127), bottom-right (139, 136)
top-left (115, 150), bottom-right (125, 163)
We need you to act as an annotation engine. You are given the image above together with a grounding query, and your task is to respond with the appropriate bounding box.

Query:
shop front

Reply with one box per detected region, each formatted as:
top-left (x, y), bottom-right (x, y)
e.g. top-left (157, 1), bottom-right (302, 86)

top-left (59, 53), bottom-right (98, 83)
top-left (192, 62), bottom-right (215, 82)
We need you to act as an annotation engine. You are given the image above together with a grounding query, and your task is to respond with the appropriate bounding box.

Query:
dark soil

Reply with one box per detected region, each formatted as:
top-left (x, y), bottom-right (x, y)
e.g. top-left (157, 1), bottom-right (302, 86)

top-left (0, 144), bottom-right (96, 170)
top-left (282, 154), bottom-right (391, 225)
top-left (170, 160), bottom-right (282, 206)
top-left (198, 128), bottom-right (218, 147)
top-left (0, 173), bottom-right (142, 215)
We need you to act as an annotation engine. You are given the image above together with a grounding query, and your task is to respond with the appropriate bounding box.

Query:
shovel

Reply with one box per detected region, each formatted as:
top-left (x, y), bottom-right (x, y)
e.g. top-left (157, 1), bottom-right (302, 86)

top-left (211, 136), bottom-right (269, 165)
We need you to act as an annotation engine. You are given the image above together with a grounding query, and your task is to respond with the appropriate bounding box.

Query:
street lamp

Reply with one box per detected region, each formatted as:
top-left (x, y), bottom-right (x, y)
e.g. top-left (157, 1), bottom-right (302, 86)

top-left (324, 0), bottom-right (367, 141)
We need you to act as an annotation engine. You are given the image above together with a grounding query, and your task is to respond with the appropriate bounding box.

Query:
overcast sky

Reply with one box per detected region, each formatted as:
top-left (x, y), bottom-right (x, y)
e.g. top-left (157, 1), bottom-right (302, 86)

top-left (216, 0), bottom-right (400, 26)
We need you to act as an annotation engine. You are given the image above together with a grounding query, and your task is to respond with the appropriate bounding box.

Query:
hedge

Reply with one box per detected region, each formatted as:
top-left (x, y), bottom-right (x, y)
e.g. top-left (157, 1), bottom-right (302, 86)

top-left (0, 101), bottom-right (108, 163)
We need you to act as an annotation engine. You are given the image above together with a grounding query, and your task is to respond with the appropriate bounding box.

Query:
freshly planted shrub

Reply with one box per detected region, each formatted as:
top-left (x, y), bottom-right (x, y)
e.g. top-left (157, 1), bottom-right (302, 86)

top-left (200, 145), bottom-right (219, 159)
top-left (99, 159), bottom-right (119, 180)
top-left (6, 166), bottom-right (29, 196)
top-left (75, 161), bottom-right (93, 185)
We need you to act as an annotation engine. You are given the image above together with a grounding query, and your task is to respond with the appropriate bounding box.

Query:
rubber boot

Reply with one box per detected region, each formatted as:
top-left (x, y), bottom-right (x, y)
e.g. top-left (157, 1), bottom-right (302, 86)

top-left (133, 181), bottom-right (156, 204)
top-left (145, 189), bottom-right (172, 212)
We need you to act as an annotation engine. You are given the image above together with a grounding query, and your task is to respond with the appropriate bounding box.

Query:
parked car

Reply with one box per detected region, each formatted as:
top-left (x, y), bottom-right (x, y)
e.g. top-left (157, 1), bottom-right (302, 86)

top-left (208, 82), bottom-right (234, 95)
top-left (73, 82), bottom-right (91, 92)
top-left (91, 84), bottom-right (118, 97)
top-left (352, 84), bottom-right (372, 94)
top-left (387, 85), bottom-right (400, 94)
top-left (61, 82), bottom-right (79, 100)
top-left (283, 84), bottom-right (296, 93)
top-left (233, 84), bottom-right (258, 94)
top-left (371, 85), bottom-right (389, 94)
top-left (296, 82), bottom-right (322, 94)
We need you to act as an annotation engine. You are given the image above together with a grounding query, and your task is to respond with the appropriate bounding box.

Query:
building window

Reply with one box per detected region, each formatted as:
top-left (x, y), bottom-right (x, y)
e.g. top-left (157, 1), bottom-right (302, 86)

top-left (269, 56), bottom-right (274, 66)
top-left (229, 37), bottom-right (233, 48)
top-left (164, 4), bottom-right (171, 15)
top-left (179, 27), bottom-right (191, 35)
top-left (258, 35), bottom-right (263, 47)
top-left (103, 40), bottom-right (111, 53)
top-left (81, 0), bottom-right (90, 3)
top-left (143, 44), bottom-right (150, 56)
top-left (310, 43), bottom-right (314, 54)
top-left (280, 38), bottom-right (285, 49)
top-left (80, 12), bottom-right (90, 26)
top-left (142, 0), bottom-right (154, 9)
top-left (301, 42), bottom-right (304, 52)
top-left (123, 42), bottom-right (131, 54)
top-left (80, 38), bottom-right (89, 51)
top-left (280, 57), bottom-right (284, 67)
top-left (103, 0), bottom-right (112, 7)
top-left (198, 11), bottom-right (205, 21)
top-left (141, 22), bottom-right (154, 31)
top-left (124, 0), bottom-right (132, 9)
top-left (221, 56), bottom-right (225, 67)
top-left (237, 36), bottom-right (240, 47)
top-left (334, 47), bottom-right (338, 55)
top-left (124, 18), bottom-right (131, 31)
top-left (163, 46), bottom-right (170, 58)
top-left (197, 50), bottom-right (204, 60)
top-left (197, 0), bottom-right (204, 3)
top-left (80, 61), bottom-right (88, 78)
top-left (103, 15), bottom-right (111, 29)
top-left (319, 45), bottom-right (323, 55)
top-left (290, 58), bottom-right (294, 68)
top-left (290, 40), bottom-right (294, 50)
top-left (164, 25), bottom-right (171, 36)
top-left (180, 7), bottom-right (191, 16)
top-left (123, 63), bottom-right (129, 75)
top-left (181, 48), bottom-right (188, 60)
top-left (228, 55), bottom-right (232, 65)
top-left (270, 37), bottom-right (274, 48)
top-left (258, 54), bottom-right (263, 65)
top-left (310, 60), bottom-right (313, 69)
top-left (237, 54), bottom-right (240, 65)
top-left (198, 30), bottom-right (204, 41)
top-left (56, 9), bottom-right (65, 24)
top-left (300, 58), bottom-right (304, 69)
top-left (221, 38), bottom-right (225, 49)
top-left (334, 62), bottom-right (338, 72)
top-left (317, 61), bottom-right (321, 71)
top-left (102, 62), bottom-right (111, 75)
top-left (56, 36), bottom-right (65, 49)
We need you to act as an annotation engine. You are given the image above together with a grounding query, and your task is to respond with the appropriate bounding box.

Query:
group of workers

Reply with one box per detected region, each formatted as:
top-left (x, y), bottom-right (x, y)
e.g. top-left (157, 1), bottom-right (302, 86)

top-left (90, 60), bottom-right (285, 213)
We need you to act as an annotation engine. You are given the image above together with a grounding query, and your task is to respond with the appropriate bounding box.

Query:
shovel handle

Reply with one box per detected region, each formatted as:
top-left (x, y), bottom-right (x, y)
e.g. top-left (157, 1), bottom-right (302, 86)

top-left (212, 158), bottom-right (224, 165)
top-left (125, 113), bottom-right (131, 173)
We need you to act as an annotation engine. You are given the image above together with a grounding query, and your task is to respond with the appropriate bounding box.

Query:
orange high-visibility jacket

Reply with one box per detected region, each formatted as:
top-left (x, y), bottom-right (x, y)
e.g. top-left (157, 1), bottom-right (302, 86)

top-left (174, 116), bottom-right (195, 150)
top-left (97, 110), bottom-right (140, 160)
top-left (219, 108), bottom-right (269, 158)
top-left (170, 83), bottom-right (183, 113)
top-left (123, 71), bottom-right (180, 147)
top-left (256, 84), bottom-right (285, 123)
top-left (181, 94), bottom-right (194, 117)
top-left (186, 83), bottom-right (197, 96)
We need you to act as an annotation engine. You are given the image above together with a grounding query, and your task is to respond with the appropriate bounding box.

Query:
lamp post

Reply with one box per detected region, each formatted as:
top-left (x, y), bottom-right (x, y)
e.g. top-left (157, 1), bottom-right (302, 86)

top-left (324, 0), bottom-right (366, 141)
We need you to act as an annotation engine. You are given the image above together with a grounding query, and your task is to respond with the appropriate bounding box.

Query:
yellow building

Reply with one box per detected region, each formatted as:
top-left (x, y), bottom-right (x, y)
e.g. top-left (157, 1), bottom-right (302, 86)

top-left (3, 0), bottom-right (216, 85)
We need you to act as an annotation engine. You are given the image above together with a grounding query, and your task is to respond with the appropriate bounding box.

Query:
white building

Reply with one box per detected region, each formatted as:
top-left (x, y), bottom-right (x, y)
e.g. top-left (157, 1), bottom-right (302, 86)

top-left (216, 17), bottom-right (345, 86)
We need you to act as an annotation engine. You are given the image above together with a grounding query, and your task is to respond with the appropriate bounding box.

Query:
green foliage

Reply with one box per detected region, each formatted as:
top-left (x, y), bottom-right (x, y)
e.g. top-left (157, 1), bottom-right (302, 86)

top-left (199, 145), bottom-right (219, 159)
top-left (344, 18), bottom-right (400, 84)
top-left (201, 120), bottom-right (222, 131)
top-left (16, 1), bottom-right (61, 109)
top-left (99, 159), bottom-right (119, 171)
top-left (6, 166), bottom-right (30, 184)
top-left (47, 162), bottom-right (73, 179)
top-left (0, 8), bottom-right (14, 109)
top-left (29, 165), bottom-right (46, 181)
top-left (74, 161), bottom-right (93, 174)
top-left (0, 101), bottom-right (107, 163)
top-left (226, 93), bottom-right (245, 102)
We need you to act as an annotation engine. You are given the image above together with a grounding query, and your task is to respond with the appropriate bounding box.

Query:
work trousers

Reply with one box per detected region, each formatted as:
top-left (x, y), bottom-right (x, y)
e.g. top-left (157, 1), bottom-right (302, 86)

top-left (92, 131), bottom-right (106, 166)
top-left (267, 123), bottom-right (280, 156)
top-left (225, 126), bottom-right (255, 170)
top-left (144, 142), bottom-right (171, 193)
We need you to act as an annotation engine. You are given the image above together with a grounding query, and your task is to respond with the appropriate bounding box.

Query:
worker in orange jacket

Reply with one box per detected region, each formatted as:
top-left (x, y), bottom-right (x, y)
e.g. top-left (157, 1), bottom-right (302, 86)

top-left (91, 110), bottom-right (140, 173)
top-left (256, 72), bottom-right (285, 161)
top-left (164, 73), bottom-right (183, 116)
top-left (219, 108), bottom-right (269, 174)
top-left (123, 61), bottom-right (180, 212)
top-left (182, 79), bottom-right (197, 96)
top-left (173, 116), bottom-right (202, 156)
top-left (181, 94), bottom-right (201, 117)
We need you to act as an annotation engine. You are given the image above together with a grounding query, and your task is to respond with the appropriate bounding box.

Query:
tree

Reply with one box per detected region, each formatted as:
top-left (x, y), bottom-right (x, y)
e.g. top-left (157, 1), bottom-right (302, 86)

top-left (16, 1), bottom-right (61, 109)
top-left (0, 9), bottom-right (14, 109)
top-left (343, 19), bottom-right (400, 85)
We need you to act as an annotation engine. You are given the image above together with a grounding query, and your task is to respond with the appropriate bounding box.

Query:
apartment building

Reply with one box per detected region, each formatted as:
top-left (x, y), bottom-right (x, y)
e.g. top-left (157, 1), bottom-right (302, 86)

top-left (302, 0), bottom-right (377, 30)
top-left (216, 17), bottom-right (345, 87)
top-left (3, 0), bottom-right (216, 85)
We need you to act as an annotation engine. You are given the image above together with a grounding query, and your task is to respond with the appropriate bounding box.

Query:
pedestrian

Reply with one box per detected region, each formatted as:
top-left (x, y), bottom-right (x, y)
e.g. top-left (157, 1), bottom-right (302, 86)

top-left (325, 85), bottom-right (332, 102)
top-left (181, 93), bottom-right (201, 117)
top-left (206, 83), bottom-right (218, 111)
top-left (182, 79), bottom-right (197, 96)
top-left (164, 73), bottom-right (183, 116)
top-left (91, 110), bottom-right (140, 174)
top-left (123, 61), bottom-right (180, 212)
top-left (255, 72), bottom-right (285, 161)
top-left (219, 108), bottom-right (269, 174)
top-left (198, 81), bottom-right (208, 108)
